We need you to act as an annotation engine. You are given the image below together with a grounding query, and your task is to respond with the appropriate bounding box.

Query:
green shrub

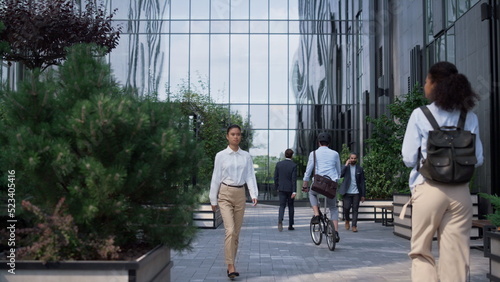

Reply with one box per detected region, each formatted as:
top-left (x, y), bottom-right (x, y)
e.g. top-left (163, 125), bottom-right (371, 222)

top-left (363, 85), bottom-right (428, 199)
top-left (478, 193), bottom-right (500, 227)
top-left (0, 44), bottom-right (204, 260)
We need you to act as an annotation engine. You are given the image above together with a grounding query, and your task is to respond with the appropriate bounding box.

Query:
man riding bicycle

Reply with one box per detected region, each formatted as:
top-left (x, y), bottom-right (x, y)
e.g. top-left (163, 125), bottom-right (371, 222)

top-left (302, 132), bottom-right (341, 243)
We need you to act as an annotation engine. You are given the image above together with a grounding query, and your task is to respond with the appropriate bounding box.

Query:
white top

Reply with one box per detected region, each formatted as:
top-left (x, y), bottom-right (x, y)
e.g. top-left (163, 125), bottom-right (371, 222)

top-left (402, 103), bottom-right (484, 191)
top-left (209, 146), bottom-right (259, 205)
top-left (303, 146), bottom-right (341, 182)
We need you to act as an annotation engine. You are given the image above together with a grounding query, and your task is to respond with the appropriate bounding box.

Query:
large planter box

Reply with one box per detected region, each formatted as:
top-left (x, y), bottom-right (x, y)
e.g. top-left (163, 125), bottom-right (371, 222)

top-left (484, 227), bottom-right (500, 282)
top-left (0, 245), bottom-right (172, 282)
top-left (393, 193), bottom-right (480, 240)
top-left (193, 203), bottom-right (222, 229)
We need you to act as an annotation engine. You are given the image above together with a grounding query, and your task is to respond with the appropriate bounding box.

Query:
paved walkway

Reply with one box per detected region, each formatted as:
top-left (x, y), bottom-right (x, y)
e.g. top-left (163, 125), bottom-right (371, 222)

top-left (171, 204), bottom-right (489, 282)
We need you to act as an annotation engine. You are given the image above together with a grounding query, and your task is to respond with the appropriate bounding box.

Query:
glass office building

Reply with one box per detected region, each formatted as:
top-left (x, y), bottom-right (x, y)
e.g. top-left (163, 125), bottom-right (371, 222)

top-left (2, 0), bottom-right (496, 201)
top-left (105, 0), bottom-right (373, 200)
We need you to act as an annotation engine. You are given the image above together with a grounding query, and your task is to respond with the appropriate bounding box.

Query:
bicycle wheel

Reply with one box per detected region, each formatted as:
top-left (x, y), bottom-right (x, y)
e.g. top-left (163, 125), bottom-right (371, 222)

top-left (310, 217), bottom-right (322, 245)
top-left (326, 220), bottom-right (336, 251)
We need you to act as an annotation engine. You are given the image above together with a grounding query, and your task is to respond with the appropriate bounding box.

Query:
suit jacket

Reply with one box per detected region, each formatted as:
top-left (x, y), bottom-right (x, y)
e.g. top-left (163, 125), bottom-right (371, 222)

top-left (274, 159), bottom-right (297, 193)
top-left (339, 164), bottom-right (366, 197)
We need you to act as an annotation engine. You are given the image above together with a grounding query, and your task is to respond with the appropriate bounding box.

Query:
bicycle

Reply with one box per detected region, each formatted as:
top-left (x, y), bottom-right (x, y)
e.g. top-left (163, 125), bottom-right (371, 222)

top-left (309, 197), bottom-right (337, 251)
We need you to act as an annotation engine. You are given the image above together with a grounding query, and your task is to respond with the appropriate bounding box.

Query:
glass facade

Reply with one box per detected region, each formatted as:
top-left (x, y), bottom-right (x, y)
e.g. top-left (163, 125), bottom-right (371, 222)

top-left (103, 0), bottom-right (367, 200)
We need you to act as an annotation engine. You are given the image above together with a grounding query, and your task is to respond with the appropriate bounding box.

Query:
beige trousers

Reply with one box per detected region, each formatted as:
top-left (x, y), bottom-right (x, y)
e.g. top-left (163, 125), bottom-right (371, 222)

top-left (218, 183), bottom-right (246, 265)
top-left (410, 180), bottom-right (472, 282)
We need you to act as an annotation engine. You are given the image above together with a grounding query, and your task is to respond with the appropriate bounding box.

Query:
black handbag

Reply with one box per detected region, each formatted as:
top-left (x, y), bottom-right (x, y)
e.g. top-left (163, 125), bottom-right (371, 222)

top-left (310, 150), bottom-right (337, 199)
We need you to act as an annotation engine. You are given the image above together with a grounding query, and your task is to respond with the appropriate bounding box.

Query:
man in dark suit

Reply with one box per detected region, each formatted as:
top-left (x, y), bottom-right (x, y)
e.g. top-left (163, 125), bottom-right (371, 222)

top-left (274, 149), bottom-right (297, 231)
top-left (339, 153), bottom-right (366, 232)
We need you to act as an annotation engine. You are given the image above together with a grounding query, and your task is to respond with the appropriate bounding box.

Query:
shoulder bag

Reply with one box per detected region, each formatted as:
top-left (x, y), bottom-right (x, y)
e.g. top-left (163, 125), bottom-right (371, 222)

top-left (311, 150), bottom-right (337, 199)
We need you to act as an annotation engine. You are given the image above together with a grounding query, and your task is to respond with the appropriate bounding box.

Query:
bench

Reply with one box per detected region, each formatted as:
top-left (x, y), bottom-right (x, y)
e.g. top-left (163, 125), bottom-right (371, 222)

top-left (472, 219), bottom-right (492, 229)
top-left (373, 204), bottom-right (394, 226)
top-left (472, 219), bottom-right (496, 237)
top-left (470, 219), bottom-right (496, 251)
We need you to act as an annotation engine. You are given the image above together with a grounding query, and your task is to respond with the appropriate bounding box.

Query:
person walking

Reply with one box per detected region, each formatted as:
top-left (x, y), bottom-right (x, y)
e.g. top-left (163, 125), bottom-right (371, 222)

top-left (302, 132), bottom-right (342, 242)
top-left (339, 152), bottom-right (366, 232)
top-left (402, 61), bottom-right (484, 282)
top-left (274, 148), bottom-right (298, 231)
top-left (209, 124), bottom-right (259, 279)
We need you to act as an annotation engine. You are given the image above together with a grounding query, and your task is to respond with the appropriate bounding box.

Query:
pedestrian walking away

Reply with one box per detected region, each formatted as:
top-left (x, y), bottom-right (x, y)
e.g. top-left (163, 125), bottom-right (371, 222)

top-left (209, 124), bottom-right (259, 279)
top-left (302, 132), bottom-right (342, 243)
top-left (339, 152), bottom-right (366, 232)
top-left (274, 148), bottom-right (298, 231)
top-left (401, 61), bottom-right (484, 282)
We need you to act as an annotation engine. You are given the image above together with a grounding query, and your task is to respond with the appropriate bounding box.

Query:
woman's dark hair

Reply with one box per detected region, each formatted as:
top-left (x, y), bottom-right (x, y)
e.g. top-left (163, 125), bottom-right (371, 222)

top-left (226, 124), bottom-right (241, 134)
top-left (428, 61), bottom-right (480, 111)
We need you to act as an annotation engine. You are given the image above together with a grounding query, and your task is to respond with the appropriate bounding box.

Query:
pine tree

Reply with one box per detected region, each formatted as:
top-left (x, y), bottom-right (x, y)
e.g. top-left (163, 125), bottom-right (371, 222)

top-left (0, 44), bottom-right (204, 259)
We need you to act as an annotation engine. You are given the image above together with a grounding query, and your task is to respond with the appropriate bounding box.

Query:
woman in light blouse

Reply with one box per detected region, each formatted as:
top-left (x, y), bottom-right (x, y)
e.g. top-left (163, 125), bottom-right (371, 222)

top-left (209, 124), bottom-right (258, 279)
top-left (402, 61), bottom-right (483, 282)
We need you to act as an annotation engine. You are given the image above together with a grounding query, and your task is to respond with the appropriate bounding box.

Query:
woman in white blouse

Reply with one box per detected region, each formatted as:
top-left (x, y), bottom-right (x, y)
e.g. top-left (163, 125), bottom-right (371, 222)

top-left (209, 124), bottom-right (258, 279)
top-left (402, 61), bottom-right (483, 282)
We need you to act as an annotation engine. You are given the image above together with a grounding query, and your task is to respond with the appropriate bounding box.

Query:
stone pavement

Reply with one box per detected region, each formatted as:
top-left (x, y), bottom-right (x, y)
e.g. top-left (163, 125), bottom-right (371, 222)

top-left (171, 204), bottom-right (489, 282)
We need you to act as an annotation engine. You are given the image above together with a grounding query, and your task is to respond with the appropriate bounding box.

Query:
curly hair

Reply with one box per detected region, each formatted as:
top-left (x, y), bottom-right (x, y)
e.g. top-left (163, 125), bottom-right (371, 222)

top-left (428, 61), bottom-right (480, 111)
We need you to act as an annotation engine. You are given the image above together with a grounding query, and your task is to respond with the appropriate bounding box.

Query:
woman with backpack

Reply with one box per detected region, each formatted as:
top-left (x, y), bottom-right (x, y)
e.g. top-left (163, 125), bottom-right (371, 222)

top-left (402, 61), bottom-right (484, 282)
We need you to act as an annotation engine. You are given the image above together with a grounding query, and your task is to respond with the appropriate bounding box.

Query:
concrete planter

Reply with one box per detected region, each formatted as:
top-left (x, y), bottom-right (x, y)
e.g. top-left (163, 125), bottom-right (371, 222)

top-left (0, 245), bottom-right (172, 282)
top-left (393, 193), bottom-right (480, 240)
top-left (484, 227), bottom-right (500, 282)
top-left (193, 203), bottom-right (222, 229)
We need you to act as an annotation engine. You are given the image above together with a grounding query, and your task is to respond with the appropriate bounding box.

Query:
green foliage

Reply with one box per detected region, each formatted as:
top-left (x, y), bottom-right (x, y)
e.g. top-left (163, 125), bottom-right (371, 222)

top-left (478, 193), bottom-right (500, 227)
top-left (17, 198), bottom-right (120, 262)
top-left (254, 155), bottom-right (280, 184)
top-left (0, 44), bottom-right (203, 260)
top-left (363, 85), bottom-right (428, 199)
top-left (0, 22), bottom-right (9, 55)
top-left (170, 84), bottom-right (253, 186)
top-left (0, 0), bottom-right (121, 70)
top-left (340, 143), bottom-right (351, 164)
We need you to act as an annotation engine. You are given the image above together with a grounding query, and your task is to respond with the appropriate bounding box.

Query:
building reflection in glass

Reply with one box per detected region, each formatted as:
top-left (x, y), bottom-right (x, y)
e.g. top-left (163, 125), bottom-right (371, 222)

top-left (102, 0), bottom-right (359, 201)
top-left (292, 0), bottom-right (341, 156)
top-left (123, 0), bottom-right (170, 95)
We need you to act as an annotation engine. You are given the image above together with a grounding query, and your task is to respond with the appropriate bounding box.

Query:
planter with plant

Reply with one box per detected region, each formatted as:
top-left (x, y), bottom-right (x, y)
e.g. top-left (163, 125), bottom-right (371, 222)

top-left (478, 193), bottom-right (500, 281)
top-left (0, 44), bottom-right (204, 282)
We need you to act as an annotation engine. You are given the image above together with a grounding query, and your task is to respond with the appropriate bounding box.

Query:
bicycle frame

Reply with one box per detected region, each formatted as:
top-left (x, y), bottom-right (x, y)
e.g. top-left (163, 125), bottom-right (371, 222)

top-left (309, 196), bottom-right (336, 251)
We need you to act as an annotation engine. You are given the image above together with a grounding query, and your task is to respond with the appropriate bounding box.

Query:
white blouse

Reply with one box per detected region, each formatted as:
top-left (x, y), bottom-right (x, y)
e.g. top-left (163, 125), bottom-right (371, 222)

top-left (209, 146), bottom-right (259, 205)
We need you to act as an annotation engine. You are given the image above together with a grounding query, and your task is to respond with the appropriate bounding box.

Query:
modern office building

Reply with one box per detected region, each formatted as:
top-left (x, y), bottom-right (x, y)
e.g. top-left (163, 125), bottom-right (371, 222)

top-left (2, 1), bottom-right (498, 213)
top-left (107, 0), bottom-right (382, 200)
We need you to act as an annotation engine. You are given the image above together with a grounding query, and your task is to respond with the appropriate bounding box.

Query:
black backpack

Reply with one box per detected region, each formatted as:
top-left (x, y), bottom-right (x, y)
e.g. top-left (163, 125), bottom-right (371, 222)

top-left (418, 106), bottom-right (477, 184)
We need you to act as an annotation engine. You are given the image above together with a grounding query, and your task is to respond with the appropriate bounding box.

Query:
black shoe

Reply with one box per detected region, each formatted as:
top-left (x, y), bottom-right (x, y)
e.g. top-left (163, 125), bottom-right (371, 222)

top-left (227, 270), bottom-right (239, 279)
top-left (288, 226), bottom-right (295, 230)
top-left (278, 221), bottom-right (283, 232)
top-left (311, 215), bottom-right (320, 224)
top-left (335, 231), bottom-right (340, 243)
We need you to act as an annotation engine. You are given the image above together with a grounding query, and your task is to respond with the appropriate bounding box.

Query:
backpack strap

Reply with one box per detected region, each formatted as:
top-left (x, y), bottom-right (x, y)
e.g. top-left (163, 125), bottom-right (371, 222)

top-left (420, 105), bottom-right (468, 130)
top-left (419, 106), bottom-right (439, 130)
top-left (457, 110), bottom-right (467, 130)
top-left (418, 106), bottom-right (438, 172)
top-left (313, 150), bottom-right (318, 175)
